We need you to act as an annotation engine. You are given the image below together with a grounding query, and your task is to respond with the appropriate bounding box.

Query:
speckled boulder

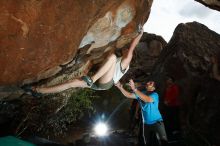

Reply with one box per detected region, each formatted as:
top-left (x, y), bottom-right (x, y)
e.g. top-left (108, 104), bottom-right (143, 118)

top-left (0, 0), bottom-right (152, 85)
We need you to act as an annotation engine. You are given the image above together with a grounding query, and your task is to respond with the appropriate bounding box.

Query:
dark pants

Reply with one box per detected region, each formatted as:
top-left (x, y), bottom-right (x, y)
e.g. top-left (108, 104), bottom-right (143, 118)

top-left (163, 106), bottom-right (180, 138)
top-left (129, 100), bottom-right (139, 132)
top-left (143, 121), bottom-right (168, 146)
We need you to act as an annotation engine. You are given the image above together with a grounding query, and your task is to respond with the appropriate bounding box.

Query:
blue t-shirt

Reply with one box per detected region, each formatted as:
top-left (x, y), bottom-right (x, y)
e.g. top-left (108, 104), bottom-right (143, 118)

top-left (135, 91), bottom-right (163, 125)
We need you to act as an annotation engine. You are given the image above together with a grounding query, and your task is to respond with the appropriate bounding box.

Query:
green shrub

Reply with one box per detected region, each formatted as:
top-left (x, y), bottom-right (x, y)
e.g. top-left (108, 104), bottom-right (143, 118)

top-left (40, 89), bottom-right (99, 136)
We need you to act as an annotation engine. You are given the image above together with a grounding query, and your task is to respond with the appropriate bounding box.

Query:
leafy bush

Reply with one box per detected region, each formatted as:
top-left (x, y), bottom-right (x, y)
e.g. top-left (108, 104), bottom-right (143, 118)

top-left (39, 89), bottom-right (99, 136)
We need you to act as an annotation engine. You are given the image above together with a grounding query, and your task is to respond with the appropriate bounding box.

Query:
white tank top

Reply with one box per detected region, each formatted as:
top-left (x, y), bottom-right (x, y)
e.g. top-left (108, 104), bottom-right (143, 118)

top-left (113, 57), bottom-right (129, 84)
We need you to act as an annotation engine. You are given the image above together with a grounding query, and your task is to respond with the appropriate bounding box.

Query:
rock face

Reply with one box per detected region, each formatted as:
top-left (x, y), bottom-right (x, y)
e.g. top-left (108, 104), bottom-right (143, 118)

top-left (195, 0), bottom-right (220, 11)
top-left (152, 22), bottom-right (220, 79)
top-left (151, 22), bottom-right (220, 145)
top-left (0, 0), bottom-right (152, 85)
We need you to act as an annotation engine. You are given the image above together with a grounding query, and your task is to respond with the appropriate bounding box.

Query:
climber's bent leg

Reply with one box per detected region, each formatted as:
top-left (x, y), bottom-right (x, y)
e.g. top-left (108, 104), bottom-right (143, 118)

top-left (91, 54), bottom-right (117, 83)
top-left (36, 54), bottom-right (117, 93)
top-left (82, 54), bottom-right (116, 90)
top-left (36, 79), bottom-right (88, 94)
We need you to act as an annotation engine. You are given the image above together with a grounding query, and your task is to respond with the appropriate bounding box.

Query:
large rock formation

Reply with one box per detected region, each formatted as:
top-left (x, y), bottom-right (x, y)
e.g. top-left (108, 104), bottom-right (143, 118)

top-left (0, 0), bottom-right (152, 86)
top-left (0, 0), bottom-right (153, 139)
top-left (151, 22), bottom-right (220, 146)
top-left (195, 0), bottom-right (220, 11)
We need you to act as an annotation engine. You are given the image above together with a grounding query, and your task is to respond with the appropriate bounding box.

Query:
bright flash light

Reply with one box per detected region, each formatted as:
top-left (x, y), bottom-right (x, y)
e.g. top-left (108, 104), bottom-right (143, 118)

top-left (94, 122), bottom-right (108, 136)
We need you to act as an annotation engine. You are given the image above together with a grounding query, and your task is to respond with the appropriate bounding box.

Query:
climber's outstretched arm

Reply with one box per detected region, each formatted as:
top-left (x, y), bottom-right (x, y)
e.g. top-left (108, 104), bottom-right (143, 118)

top-left (121, 29), bottom-right (143, 71)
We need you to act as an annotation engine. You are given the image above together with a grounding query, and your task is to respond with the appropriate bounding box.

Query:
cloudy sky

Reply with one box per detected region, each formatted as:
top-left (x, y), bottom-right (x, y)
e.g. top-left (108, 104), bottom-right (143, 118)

top-left (143, 0), bottom-right (220, 42)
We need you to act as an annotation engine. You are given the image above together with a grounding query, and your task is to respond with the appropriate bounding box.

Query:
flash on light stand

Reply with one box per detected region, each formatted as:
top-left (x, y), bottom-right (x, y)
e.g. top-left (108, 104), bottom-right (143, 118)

top-left (94, 122), bottom-right (108, 137)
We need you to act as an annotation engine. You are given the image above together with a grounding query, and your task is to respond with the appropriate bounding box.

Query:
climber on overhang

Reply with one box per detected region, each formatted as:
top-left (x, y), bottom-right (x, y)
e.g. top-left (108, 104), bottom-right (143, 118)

top-left (23, 26), bottom-right (143, 96)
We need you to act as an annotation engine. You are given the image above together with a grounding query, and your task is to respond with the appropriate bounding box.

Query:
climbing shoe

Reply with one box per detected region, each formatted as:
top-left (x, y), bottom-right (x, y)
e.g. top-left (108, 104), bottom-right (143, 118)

top-left (81, 76), bottom-right (93, 87)
top-left (22, 85), bottom-right (42, 98)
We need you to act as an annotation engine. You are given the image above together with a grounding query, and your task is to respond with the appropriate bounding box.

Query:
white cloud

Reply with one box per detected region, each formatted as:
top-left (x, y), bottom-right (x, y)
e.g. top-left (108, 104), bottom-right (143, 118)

top-left (144, 0), bottom-right (220, 42)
